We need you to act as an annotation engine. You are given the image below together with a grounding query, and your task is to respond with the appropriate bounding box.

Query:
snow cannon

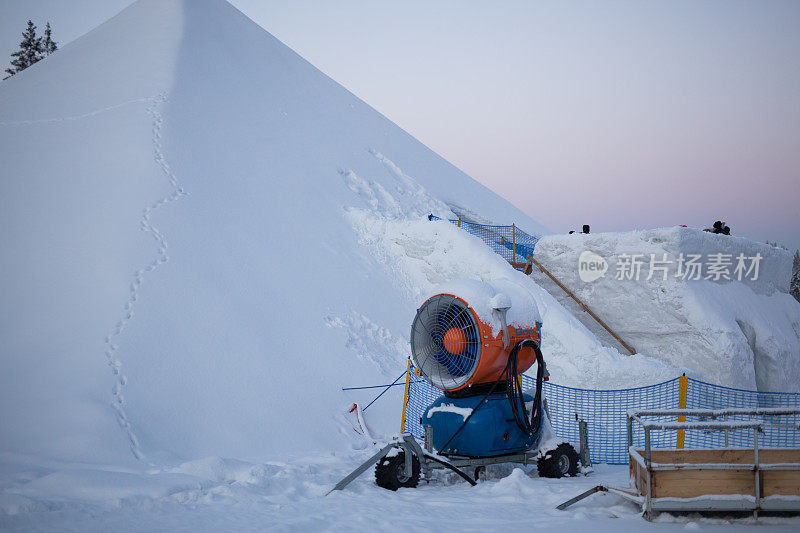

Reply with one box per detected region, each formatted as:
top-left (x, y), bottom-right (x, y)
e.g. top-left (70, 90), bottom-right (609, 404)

top-left (338, 280), bottom-right (581, 492)
top-left (409, 280), bottom-right (551, 458)
top-left (410, 290), bottom-right (541, 392)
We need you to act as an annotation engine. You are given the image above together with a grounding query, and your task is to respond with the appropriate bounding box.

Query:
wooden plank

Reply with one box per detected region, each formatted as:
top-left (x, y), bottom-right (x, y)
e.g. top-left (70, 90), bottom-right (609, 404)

top-left (763, 471), bottom-right (800, 497)
top-left (628, 448), bottom-right (800, 499)
top-left (630, 461), bottom-right (647, 497)
top-left (509, 260), bottom-right (534, 275)
top-left (637, 463), bottom-right (647, 497)
top-left (653, 469), bottom-right (755, 499)
top-left (630, 461), bottom-right (640, 494)
top-left (629, 461), bottom-right (635, 490)
top-left (642, 448), bottom-right (800, 465)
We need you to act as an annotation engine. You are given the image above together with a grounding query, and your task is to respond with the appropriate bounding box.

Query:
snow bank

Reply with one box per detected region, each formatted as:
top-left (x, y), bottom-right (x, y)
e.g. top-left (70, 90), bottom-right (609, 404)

top-left (0, 0), bottom-right (552, 469)
top-left (0, 0), bottom-right (184, 467)
top-left (345, 203), bottom-right (682, 391)
top-left (7, 452), bottom-right (795, 532)
top-left (532, 227), bottom-right (800, 391)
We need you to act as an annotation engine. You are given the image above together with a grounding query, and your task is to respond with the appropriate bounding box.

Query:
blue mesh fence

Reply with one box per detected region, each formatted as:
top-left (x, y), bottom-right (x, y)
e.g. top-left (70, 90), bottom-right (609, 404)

top-left (403, 370), bottom-right (800, 465)
top-left (428, 216), bottom-right (539, 265)
top-left (544, 378), bottom-right (681, 464)
top-left (680, 377), bottom-right (800, 450)
top-left (412, 215), bottom-right (800, 460)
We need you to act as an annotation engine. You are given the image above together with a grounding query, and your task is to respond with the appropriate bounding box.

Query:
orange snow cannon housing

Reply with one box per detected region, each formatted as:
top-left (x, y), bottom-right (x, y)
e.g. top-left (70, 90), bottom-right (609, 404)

top-left (410, 293), bottom-right (540, 392)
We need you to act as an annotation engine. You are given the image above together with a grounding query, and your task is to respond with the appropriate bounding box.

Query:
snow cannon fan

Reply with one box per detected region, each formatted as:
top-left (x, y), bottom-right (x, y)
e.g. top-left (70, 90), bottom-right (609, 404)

top-left (367, 282), bottom-right (581, 491)
top-left (409, 286), bottom-right (550, 458)
top-left (410, 293), bottom-right (540, 392)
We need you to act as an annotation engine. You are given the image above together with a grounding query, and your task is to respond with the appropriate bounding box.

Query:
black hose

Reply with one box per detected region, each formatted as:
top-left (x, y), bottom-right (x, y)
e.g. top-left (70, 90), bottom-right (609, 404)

top-left (505, 339), bottom-right (546, 437)
top-left (421, 452), bottom-right (477, 486)
top-left (435, 339), bottom-right (547, 453)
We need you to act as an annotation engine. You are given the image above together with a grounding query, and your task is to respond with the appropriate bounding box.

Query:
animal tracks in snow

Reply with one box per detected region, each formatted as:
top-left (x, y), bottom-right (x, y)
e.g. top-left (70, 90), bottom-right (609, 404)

top-left (102, 93), bottom-right (188, 461)
top-left (324, 311), bottom-right (409, 376)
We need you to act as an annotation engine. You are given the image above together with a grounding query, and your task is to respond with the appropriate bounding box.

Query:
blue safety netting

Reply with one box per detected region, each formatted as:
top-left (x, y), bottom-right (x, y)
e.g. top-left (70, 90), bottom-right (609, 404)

top-left (404, 370), bottom-right (800, 465)
top-left (679, 378), bottom-right (800, 450)
top-left (428, 216), bottom-right (539, 265)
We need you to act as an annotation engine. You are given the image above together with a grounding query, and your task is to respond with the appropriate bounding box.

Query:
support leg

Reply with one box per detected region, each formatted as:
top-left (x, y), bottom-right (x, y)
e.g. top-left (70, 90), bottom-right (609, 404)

top-left (326, 443), bottom-right (396, 495)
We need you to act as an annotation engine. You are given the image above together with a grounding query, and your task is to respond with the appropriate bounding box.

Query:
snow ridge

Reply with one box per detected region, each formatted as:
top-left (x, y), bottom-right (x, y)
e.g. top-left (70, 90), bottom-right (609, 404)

top-left (103, 93), bottom-right (189, 461)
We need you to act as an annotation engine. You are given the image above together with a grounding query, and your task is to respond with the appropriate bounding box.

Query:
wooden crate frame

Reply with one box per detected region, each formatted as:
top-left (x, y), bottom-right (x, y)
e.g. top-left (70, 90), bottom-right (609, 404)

top-left (627, 408), bottom-right (800, 519)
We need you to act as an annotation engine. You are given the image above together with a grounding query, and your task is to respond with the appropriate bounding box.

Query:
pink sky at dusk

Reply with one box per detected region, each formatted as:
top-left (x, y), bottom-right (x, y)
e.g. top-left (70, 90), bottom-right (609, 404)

top-left (2, 0), bottom-right (798, 250)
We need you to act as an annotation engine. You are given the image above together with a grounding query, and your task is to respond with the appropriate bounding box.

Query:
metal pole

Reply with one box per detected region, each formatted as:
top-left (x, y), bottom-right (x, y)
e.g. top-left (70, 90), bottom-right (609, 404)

top-left (424, 425), bottom-right (433, 453)
top-left (512, 224), bottom-right (516, 260)
top-left (400, 357), bottom-right (411, 433)
top-left (326, 443), bottom-right (396, 495)
top-left (423, 425), bottom-right (434, 481)
top-left (579, 419), bottom-right (592, 468)
top-left (677, 374), bottom-right (688, 449)
top-left (645, 427), bottom-right (652, 518)
top-left (724, 414), bottom-right (729, 447)
top-left (627, 414), bottom-right (633, 448)
top-left (754, 427), bottom-right (760, 519)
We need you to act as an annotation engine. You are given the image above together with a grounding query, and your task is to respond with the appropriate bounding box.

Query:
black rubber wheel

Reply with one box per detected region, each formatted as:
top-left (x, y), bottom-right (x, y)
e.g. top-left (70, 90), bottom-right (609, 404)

top-left (375, 451), bottom-right (420, 491)
top-left (537, 443), bottom-right (580, 478)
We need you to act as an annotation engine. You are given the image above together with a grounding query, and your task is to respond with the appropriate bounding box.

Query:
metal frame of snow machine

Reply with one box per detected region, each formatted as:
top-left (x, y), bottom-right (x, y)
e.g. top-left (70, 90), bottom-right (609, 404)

top-left (328, 420), bottom-right (589, 495)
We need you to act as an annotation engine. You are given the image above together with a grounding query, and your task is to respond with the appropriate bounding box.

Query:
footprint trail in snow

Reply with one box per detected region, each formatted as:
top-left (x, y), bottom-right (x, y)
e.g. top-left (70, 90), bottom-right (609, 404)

top-left (103, 93), bottom-right (188, 461)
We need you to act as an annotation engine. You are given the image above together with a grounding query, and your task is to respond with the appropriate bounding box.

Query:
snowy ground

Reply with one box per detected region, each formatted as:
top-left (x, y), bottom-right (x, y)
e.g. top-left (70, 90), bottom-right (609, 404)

top-left (2, 449), bottom-right (798, 532)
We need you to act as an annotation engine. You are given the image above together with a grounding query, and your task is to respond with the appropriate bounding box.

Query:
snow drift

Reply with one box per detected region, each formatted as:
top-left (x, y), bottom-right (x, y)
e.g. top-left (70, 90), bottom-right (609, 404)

top-left (0, 0), bottom-right (557, 468)
top-left (0, 0), bottom-right (795, 483)
top-left (531, 227), bottom-right (800, 392)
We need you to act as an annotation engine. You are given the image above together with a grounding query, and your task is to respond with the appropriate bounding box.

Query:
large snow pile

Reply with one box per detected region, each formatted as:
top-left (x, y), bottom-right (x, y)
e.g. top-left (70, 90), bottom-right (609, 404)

top-left (1, 1), bottom-right (799, 529)
top-left (1, 0), bottom-right (662, 473)
top-left (531, 227), bottom-right (800, 392)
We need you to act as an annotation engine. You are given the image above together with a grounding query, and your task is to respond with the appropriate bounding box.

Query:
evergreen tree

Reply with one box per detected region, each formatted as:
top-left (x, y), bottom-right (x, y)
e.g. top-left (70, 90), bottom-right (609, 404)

top-left (43, 22), bottom-right (57, 56)
top-left (4, 20), bottom-right (44, 78)
top-left (791, 250), bottom-right (800, 303)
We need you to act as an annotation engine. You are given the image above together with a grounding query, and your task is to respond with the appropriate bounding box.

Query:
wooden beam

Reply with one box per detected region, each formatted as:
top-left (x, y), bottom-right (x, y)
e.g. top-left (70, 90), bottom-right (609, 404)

top-left (630, 448), bottom-right (800, 499)
top-left (524, 255), bottom-right (637, 355)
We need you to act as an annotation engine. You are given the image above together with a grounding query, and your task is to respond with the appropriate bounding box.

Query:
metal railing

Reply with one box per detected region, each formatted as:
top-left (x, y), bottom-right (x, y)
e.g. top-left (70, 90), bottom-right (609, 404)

top-left (627, 408), bottom-right (800, 517)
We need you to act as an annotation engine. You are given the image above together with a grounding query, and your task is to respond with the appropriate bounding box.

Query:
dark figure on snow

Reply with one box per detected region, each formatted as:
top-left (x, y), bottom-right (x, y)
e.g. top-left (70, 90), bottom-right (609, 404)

top-left (704, 220), bottom-right (724, 233)
top-left (722, 226), bottom-right (731, 235)
top-left (582, 225), bottom-right (590, 234)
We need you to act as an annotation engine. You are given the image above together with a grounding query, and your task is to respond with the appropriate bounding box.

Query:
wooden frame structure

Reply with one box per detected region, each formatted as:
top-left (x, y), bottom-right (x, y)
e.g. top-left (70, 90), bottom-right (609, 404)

top-left (627, 408), bottom-right (800, 519)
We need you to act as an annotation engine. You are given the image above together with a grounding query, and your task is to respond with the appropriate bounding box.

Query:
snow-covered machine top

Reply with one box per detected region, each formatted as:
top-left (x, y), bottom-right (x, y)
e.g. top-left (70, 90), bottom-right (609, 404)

top-left (412, 280), bottom-right (541, 391)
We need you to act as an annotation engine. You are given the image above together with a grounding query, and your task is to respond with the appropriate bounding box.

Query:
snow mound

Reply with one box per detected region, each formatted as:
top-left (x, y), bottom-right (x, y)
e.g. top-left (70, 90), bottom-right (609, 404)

top-left (345, 199), bottom-right (681, 391)
top-left (0, 0), bottom-right (792, 496)
top-left (532, 227), bottom-right (800, 391)
top-left (0, 0), bottom-right (551, 469)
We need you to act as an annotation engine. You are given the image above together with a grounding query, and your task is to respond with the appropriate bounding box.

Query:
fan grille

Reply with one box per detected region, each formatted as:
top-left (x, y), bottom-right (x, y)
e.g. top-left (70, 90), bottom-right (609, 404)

top-left (411, 294), bottom-right (482, 390)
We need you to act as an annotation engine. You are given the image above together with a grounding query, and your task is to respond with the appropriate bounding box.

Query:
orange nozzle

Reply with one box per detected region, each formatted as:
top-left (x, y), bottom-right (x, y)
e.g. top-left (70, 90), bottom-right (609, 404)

top-left (443, 327), bottom-right (467, 355)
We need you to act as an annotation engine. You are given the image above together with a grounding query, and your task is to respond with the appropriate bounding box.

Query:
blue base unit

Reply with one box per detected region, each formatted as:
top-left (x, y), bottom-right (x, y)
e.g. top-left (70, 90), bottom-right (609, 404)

top-left (422, 393), bottom-right (540, 457)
